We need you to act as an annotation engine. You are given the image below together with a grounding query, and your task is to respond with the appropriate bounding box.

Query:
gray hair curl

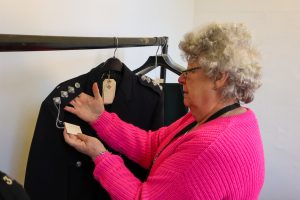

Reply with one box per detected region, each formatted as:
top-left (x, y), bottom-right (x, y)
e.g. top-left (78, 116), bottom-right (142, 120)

top-left (179, 22), bottom-right (262, 104)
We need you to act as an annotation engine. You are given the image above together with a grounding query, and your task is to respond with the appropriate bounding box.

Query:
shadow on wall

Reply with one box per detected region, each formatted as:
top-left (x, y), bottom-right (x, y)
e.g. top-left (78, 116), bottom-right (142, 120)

top-left (15, 113), bottom-right (38, 185)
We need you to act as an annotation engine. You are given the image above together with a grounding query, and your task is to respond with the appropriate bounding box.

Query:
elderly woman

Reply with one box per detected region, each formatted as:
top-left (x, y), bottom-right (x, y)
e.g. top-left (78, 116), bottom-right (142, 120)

top-left (63, 22), bottom-right (265, 199)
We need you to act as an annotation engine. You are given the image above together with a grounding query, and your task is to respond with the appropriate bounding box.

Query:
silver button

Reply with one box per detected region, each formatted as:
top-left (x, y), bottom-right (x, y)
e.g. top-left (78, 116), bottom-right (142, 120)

top-left (75, 82), bottom-right (81, 88)
top-left (141, 75), bottom-right (151, 83)
top-left (61, 91), bottom-right (68, 98)
top-left (75, 161), bottom-right (82, 168)
top-left (68, 86), bottom-right (75, 93)
top-left (146, 77), bottom-right (151, 83)
top-left (53, 97), bottom-right (61, 104)
top-left (152, 80), bottom-right (158, 86)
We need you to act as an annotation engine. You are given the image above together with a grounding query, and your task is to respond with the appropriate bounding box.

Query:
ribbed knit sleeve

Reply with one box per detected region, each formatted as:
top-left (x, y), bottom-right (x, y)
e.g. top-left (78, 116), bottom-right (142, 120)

top-left (93, 151), bottom-right (192, 200)
top-left (90, 111), bottom-right (194, 169)
top-left (91, 109), bottom-right (265, 200)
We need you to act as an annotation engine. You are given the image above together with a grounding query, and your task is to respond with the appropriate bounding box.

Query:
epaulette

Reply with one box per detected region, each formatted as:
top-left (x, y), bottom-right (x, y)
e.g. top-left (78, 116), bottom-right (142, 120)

top-left (52, 81), bottom-right (83, 107)
top-left (137, 75), bottom-right (163, 94)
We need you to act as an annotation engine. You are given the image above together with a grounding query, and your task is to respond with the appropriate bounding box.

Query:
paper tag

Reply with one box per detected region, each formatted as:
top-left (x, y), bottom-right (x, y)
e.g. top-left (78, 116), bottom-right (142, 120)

top-left (102, 79), bottom-right (116, 104)
top-left (64, 122), bottom-right (82, 135)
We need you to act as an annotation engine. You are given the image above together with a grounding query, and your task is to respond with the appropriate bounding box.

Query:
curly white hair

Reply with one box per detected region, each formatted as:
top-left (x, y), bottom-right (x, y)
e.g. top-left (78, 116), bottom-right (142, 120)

top-left (179, 22), bottom-right (262, 103)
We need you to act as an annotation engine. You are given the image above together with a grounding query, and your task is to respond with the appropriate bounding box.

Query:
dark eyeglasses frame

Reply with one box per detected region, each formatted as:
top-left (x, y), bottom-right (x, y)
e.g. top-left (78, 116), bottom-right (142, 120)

top-left (181, 66), bottom-right (202, 78)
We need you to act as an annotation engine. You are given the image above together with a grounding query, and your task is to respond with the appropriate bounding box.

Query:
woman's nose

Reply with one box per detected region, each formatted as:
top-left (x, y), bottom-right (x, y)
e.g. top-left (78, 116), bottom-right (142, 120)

top-left (178, 74), bottom-right (185, 85)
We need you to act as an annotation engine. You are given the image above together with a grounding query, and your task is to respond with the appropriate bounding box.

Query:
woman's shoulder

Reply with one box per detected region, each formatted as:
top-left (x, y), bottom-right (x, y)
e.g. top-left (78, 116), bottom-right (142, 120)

top-left (186, 108), bottom-right (259, 148)
top-left (208, 107), bottom-right (257, 126)
top-left (222, 107), bottom-right (259, 129)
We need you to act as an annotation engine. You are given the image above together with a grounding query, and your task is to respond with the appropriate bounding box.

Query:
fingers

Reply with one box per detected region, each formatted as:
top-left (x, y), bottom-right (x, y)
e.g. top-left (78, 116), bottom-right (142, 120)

top-left (63, 128), bottom-right (68, 138)
top-left (76, 133), bottom-right (89, 141)
top-left (64, 95), bottom-right (83, 114)
top-left (92, 82), bottom-right (102, 100)
top-left (64, 105), bottom-right (76, 114)
top-left (63, 130), bottom-right (103, 159)
top-left (72, 96), bottom-right (82, 105)
top-left (63, 128), bottom-right (73, 144)
top-left (63, 128), bottom-right (84, 147)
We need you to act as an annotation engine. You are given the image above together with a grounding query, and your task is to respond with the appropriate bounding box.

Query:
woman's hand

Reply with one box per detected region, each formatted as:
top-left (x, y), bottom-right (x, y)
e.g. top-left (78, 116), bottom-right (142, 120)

top-left (64, 82), bottom-right (104, 123)
top-left (63, 128), bottom-right (107, 160)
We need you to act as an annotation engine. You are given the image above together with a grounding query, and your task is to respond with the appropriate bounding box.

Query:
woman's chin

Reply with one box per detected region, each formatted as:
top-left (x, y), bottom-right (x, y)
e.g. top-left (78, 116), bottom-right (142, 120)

top-left (183, 99), bottom-right (190, 108)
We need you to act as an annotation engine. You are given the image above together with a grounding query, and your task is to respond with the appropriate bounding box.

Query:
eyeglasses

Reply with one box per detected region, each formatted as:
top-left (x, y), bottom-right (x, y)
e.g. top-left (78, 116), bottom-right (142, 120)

top-left (181, 66), bottom-right (202, 78)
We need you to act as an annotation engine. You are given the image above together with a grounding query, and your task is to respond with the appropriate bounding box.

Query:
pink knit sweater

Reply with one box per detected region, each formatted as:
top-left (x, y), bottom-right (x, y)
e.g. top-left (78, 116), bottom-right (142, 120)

top-left (91, 108), bottom-right (265, 200)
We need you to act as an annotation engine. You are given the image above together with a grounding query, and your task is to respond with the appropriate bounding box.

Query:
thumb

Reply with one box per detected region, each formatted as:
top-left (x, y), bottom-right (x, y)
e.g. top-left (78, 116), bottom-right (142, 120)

top-left (92, 82), bottom-right (102, 99)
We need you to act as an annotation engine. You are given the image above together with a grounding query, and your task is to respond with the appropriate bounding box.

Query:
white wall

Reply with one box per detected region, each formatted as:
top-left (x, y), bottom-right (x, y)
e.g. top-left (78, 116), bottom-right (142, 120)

top-left (193, 0), bottom-right (300, 199)
top-left (0, 0), bottom-right (194, 184)
top-left (1, 1), bottom-right (299, 199)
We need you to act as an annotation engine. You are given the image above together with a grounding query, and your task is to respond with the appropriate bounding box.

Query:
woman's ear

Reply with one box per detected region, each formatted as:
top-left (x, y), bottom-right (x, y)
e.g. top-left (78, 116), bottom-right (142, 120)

top-left (214, 72), bottom-right (229, 90)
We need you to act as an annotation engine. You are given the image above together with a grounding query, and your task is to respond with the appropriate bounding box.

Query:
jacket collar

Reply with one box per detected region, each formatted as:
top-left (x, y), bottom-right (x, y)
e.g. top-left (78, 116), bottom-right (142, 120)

top-left (85, 61), bottom-right (133, 102)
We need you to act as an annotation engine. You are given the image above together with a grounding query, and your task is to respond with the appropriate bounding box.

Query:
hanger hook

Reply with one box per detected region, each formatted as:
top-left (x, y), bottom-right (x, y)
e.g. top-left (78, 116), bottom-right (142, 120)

top-left (155, 37), bottom-right (160, 56)
top-left (161, 37), bottom-right (167, 54)
top-left (154, 37), bottom-right (161, 68)
top-left (113, 37), bottom-right (118, 57)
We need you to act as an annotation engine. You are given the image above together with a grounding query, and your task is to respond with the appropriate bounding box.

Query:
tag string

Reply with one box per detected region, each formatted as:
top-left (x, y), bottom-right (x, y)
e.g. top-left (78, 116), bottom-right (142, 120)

top-left (54, 102), bottom-right (64, 129)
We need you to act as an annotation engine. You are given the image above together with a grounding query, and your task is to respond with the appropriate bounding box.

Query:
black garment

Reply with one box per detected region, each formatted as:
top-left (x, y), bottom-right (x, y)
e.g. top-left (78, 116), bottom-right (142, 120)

top-left (162, 83), bottom-right (188, 126)
top-left (0, 171), bottom-right (30, 200)
top-left (24, 63), bottom-right (163, 200)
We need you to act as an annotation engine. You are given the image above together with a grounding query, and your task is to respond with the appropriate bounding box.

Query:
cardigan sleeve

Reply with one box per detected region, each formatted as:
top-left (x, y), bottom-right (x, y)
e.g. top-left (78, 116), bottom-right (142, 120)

top-left (90, 111), bottom-right (167, 168)
top-left (93, 147), bottom-right (193, 200)
top-left (90, 111), bottom-right (192, 169)
top-left (90, 112), bottom-right (211, 200)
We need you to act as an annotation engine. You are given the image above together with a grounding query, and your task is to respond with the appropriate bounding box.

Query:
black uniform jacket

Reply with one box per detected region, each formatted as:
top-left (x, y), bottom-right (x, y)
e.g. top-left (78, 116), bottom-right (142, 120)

top-left (24, 62), bottom-right (163, 200)
top-left (162, 83), bottom-right (188, 126)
